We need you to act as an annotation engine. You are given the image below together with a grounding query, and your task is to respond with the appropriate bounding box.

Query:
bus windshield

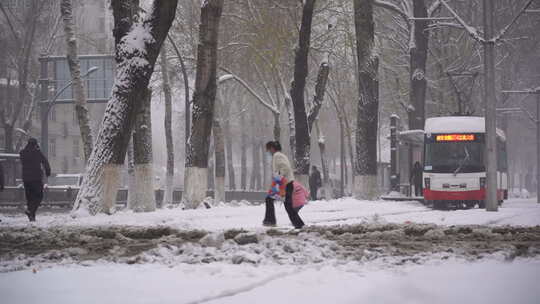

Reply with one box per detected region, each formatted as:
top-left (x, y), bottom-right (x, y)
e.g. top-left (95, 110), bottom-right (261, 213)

top-left (424, 141), bottom-right (484, 173)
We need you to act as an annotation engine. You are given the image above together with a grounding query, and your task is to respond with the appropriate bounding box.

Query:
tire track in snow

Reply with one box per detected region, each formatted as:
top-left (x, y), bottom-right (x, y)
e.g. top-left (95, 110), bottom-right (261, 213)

top-left (183, 270), bottom-right (299, 304)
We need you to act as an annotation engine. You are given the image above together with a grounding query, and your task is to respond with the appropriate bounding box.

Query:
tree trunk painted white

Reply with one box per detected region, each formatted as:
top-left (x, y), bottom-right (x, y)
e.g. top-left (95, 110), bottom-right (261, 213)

top-left (214, 176), bottom-right (225, 203)
top-left (72, 0), bottom-right (177, 215)
top-left (101, 164), bottom-right (122, 214)
top-left (184, 0), bottom-right (224, 209)
top-left (60, 0), bottom-right (93, 161)
top-left (160, 46), bottom-right (174, 206)
top-left (354, 175), bottom-right (378, 200)
top-left (132, 163), bottom-right (155, 212)
top-left (131, 89), bottom-right (155, 212)
top-left (183, 167), bottom-right (208, 209)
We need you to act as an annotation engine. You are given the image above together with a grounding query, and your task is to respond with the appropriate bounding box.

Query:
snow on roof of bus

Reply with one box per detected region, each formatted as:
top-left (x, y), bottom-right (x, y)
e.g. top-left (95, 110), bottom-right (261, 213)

top-left (425, 116), bottom-right (485, 134)
top-left (425, 116), bottom-right (506, 141)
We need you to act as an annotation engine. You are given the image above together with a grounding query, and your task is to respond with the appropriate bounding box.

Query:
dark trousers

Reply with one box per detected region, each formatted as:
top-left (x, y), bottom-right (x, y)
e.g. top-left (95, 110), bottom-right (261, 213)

top-left (414, 183), bottom-right (423, 197)
top-left (23, 180), bottom-right (44, 215)
top-left (264, 182), bottom-right (305, 228)
top-left (310, 186), bottom-right (319, 200)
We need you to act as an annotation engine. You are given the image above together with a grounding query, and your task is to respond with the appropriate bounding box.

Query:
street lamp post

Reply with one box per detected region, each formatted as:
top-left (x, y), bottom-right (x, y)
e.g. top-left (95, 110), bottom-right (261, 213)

top-left (39, 65), bottom-right (99, 158)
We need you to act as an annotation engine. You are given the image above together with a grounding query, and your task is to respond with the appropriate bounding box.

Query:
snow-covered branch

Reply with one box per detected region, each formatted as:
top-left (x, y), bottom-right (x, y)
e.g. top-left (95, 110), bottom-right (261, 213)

top-left (439, 0), bottom-right (484, 43)
top-left (219, 67), bottom-right (279, 114)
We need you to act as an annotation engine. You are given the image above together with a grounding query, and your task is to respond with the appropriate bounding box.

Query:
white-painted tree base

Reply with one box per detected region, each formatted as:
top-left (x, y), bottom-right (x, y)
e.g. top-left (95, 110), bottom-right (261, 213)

top-left (323, 184), bottom-right (333, 200)
top-left (127, 169), bottom-right (136, 210)
top-left (163, 174), bottom-right (174, 207)
top-left (214, 176), bottom-right (225, 204)
top-left (184, 167), bottom-right (208, 209)
top-left (102, 164), bottom-right (122, 214)
top-left (129, 163), bottom-right (156, 212)
top-left (354, 175), bottom-right (378, 200)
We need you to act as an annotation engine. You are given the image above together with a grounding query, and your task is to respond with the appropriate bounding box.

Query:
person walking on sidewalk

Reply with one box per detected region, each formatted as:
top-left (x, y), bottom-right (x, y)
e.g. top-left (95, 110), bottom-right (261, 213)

top-left (263, 141), bottom-right (305, 229)
top-left (0, 161), bottom-right (4, 192)
top-left (20, 138), bottom-right (51, 222)
top-left (309, 166), bottom-right (322, 200)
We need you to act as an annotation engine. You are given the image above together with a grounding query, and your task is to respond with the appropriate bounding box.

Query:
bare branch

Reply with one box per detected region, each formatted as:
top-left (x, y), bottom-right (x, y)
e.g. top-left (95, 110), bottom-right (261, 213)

top-left (492, 0), bottom-right (535, 42)
top-left (374, 0), bottom-right (410, 23)
top-left (440, 0), bottom-right (485, 43)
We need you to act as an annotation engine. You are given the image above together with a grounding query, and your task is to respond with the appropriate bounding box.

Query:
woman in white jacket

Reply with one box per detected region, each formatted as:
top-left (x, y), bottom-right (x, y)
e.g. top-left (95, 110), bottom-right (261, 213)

top-left (263, 141), bottom-right (305, 229)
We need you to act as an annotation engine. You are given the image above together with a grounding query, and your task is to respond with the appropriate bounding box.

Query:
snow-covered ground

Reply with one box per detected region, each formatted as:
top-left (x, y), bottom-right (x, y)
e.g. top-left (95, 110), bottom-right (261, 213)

top-left (1, 197), bottom-right (539, 230)
top-left (1, 197), bottom-right (539, 304)
top-left (2, 258), bottom-right (539, 304)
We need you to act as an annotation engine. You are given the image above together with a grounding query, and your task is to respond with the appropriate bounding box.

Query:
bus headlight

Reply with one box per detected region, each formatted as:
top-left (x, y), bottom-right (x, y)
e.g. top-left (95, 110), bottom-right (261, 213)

top-left (424, 178), bottom-right (431, 190)
top-left (480, 177), bottom-right (486, 189)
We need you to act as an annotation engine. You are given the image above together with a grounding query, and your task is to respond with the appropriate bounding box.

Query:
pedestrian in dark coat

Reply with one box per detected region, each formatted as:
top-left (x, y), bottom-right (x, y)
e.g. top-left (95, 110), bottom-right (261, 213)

top-left (309, 166), bottom-right (322, 200)
top-left (410, 161), bottom-right (423, 197)
top-left (0, 161), bottom-right (4, 191)
top-left (20, 138), bottom-right (51, 222)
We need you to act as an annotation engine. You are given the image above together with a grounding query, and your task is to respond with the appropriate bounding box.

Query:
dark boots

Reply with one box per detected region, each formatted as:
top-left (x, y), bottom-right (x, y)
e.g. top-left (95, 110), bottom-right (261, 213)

top-left (263, 197), bottom-right (276, 226)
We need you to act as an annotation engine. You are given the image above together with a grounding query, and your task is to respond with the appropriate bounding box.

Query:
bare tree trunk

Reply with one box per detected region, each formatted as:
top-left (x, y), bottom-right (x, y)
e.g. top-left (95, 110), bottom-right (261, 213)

top-left (289, 0), bottom-right (316, 186)
top-left (131, 88), bottom-right (155, 212)
top-left (343, 114), bottom-right (356, 192)
top-left (72, 0), bottom-right (178, 215)
top-left (127, 140), bottom-right (136, 208)
top-left (250, 113), bottom-right (261, 190)
top-left (262, 142), bottom-right (268, 188)
top-left (315, 122), bottom-right (332, 199)
top-left (308, 61), bottom-right (330, 131)
top-left (240, 109), bottom-right (247, 190)
top-left (167, 36), bottom-right (190, 152)
top-left (353, 0), bottom-right (379, 200)
top-left (60, 0), bottom-right (93, 161)
top-left (284, 96), bottom-right (296, 160)
top-left (213, 103), bottom-right (226, 203)
top-left (0, 2), bottom-right (38, 153)
top-left (160, 46), bottom-right (174, 206)
top-left (184, 0), bottom-right (224, 209)
top-left (273, 112), bottom-right (281, 142)
top-left (408, 0), bottom-right (428, 130)
top-left (224, 117), bottom-right (236, 190)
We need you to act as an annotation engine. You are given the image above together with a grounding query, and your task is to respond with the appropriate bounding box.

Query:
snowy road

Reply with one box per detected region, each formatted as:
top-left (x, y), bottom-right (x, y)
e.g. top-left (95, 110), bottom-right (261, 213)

top-left (2, 259), bottom-right (540, 304)
top-left (1, 197), bottom-right (539, 230)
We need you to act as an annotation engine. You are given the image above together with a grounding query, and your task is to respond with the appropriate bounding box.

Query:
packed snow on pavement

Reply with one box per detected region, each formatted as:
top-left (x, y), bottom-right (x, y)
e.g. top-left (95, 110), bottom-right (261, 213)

top-left (1, 197), bottom-right (539, 229)
top-left (1, 197), bottom-right (540, 304)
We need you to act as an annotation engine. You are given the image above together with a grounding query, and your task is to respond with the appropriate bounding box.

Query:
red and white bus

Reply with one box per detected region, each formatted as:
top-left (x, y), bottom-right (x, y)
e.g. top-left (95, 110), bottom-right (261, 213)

top-left (423, 116), bottom-right (508, 209)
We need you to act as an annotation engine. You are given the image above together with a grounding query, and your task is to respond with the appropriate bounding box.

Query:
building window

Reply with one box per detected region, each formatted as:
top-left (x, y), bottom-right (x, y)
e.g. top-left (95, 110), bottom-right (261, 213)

top-left (50, 138), bottom-right (56, 157)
